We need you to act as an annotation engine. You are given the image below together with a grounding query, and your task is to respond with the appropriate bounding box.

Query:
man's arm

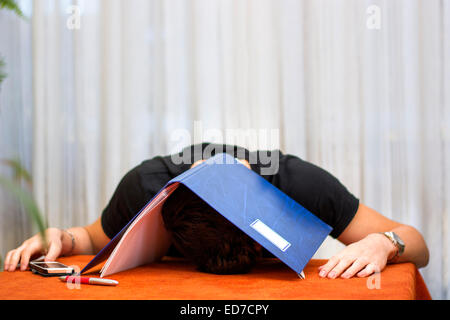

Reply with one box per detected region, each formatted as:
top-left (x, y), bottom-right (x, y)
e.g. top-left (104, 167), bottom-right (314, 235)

top-left (82, 218), bottom-right (112, 254)
top-left (4, 217), bottom-right (110, 272)
top-left (318, 203), bottom-right (429, 279)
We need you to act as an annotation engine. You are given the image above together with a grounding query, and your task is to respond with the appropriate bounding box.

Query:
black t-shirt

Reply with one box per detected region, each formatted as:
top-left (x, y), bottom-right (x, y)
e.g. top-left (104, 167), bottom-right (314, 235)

top-left (101, 143), bottom-right (360, 254)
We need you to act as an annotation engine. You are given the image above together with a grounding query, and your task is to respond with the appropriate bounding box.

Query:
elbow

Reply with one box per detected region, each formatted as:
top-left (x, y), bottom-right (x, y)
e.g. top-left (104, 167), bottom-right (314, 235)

top-left (418, 241), bottom-right (430, 269)
top-left (398, 224), bottom-right (429, 269)
top-left (412, 226), bottom-right (430, 269)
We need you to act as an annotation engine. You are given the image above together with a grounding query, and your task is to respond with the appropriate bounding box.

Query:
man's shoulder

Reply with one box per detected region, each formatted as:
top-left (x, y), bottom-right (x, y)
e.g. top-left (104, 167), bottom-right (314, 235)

top-left (137, 155), bottom-right (188, 178)
top-left (136, 144), bottom-right (294, 178)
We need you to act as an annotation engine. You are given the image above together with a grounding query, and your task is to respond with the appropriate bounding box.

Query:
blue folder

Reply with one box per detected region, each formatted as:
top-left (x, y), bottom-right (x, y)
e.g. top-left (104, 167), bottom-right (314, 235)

top-left (81, 153), bottom-right (332, 276)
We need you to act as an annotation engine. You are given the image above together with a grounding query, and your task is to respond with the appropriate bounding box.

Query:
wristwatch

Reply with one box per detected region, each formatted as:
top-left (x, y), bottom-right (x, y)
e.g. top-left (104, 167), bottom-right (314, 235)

top-left (380, 231), bottom-right (405, 261)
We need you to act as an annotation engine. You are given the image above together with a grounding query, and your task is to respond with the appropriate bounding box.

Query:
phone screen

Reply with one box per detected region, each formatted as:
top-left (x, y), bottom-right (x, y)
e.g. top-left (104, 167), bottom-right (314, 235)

top-left (35, 262), bottom-right (69, 269)
top-left (30, 261), bottom-right (74, 275)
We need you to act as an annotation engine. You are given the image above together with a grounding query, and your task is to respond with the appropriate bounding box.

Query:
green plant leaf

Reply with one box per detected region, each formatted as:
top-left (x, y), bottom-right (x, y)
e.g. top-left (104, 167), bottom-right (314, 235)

top-left (0, 56), bottom-right (6, 86)
top-left (0, 0), bottom-right (27, 89)
top-left (1, 158), bottom-right (33, 185)
top-left (0, 0), bottom-right (24, 18)
top-left (0, 176), bottom-right (48, 250)
top-left (0, 158), bottom-right (48, 253)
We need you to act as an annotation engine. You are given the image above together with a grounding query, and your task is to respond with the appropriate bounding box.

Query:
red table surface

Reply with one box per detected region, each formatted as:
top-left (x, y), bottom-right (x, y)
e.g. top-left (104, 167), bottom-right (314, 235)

top-left (0, 256), bottom-right (431, 300)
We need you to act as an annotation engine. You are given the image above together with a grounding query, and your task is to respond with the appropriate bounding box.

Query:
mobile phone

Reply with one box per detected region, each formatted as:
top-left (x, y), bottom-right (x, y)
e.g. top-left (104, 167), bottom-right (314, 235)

top-left (29, 261), bottom-right (75, 277)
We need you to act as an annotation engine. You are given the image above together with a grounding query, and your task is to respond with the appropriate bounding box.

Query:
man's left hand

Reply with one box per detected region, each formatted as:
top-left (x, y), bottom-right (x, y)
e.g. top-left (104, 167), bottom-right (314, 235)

top-left (318, 233), bottom-right (397, 279)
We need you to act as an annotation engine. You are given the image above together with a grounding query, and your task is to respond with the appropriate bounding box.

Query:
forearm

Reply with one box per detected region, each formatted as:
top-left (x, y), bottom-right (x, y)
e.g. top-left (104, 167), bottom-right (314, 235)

top-left (61, 227), bottom-right (95, 256)
top-left (389, 225), bottom-right (429, 268)
top-left (328, 204), bottom-right (430, 279)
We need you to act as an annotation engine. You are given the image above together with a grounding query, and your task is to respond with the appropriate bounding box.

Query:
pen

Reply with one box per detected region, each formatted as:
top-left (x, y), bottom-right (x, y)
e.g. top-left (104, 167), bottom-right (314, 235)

top-left (59, 276), bottom-right (119, 286)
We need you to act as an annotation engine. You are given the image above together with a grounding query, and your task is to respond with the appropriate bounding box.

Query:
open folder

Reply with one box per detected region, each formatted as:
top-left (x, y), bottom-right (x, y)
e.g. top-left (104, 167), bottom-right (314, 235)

top-left (81, 153), bottom-right (332, 278)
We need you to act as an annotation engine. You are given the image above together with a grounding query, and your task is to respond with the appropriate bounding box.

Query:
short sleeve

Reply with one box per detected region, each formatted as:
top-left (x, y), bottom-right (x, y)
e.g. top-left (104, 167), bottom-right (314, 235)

top-left (101, 168), bottom-right (148, 239)
top-left (277, 155), bottom-right (360, 239)
top-left (100, 162), bottom-right (174, 239)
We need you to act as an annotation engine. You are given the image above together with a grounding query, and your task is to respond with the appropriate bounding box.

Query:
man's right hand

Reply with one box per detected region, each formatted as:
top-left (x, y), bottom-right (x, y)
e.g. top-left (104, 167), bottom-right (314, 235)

top-left (4, 218), bottom-right (111, 272)
top-left (4, 228), bottom-right (68, 272)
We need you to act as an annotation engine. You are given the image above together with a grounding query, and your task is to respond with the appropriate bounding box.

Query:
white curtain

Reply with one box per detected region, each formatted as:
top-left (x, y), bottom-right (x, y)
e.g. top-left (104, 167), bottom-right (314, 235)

top-left (0, 0), bottom-right (34, 262)
top-left (0, 0), bottom-right (448, 299)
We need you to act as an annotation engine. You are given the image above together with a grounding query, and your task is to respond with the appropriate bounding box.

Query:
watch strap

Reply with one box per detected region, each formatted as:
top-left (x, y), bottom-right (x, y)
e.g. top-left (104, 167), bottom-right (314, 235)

top-left (380, 232), bottom-right (403, 261)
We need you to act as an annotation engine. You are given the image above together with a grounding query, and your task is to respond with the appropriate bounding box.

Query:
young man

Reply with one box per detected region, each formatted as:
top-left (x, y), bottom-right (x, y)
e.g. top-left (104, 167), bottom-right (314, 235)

top-left (4, 143), bottom-right (429, 278)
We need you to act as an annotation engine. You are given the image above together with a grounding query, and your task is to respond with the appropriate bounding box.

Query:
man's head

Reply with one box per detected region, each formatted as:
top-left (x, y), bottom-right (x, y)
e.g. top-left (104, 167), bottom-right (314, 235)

top-left (161, 185), bottom-right (261, 274)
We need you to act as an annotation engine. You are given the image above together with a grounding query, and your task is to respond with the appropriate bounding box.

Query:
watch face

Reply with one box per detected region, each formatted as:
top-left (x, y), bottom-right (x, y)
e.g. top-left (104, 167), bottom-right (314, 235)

top-left (392, 232), bottom-right (402, 244)
top-left (392, 232), bottom-right (405, 253)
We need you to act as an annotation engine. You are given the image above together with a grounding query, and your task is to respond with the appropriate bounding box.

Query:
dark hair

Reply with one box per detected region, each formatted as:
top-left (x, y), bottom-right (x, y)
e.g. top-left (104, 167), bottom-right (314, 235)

top-left (161, 185), bottom-right (260, 274)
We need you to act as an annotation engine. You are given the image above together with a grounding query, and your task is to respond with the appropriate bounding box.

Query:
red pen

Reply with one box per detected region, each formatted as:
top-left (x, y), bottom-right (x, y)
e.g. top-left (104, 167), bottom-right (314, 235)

top-left (59, 276), bottom-right (119, 286)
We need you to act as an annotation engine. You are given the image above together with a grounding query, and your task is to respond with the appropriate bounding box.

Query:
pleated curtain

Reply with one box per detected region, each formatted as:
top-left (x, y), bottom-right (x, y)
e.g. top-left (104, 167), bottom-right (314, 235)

top-left (0, 0), bottom-right (448, 299)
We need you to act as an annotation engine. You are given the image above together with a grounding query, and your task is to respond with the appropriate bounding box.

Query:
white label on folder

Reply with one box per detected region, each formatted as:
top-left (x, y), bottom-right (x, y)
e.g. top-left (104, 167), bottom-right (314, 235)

top-left (250, 219), bottom-right (291, 252)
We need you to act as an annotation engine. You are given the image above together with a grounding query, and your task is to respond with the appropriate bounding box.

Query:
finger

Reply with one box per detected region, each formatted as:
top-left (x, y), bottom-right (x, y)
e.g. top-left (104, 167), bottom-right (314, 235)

top-left (4, 250), bottom-right (15, 271)
top-left (341, 259), bottom-right (369, 279)
top-left (45, 241), bottom-right (62, 262)
top-left (19, 249), bottom-right (33, 271)
top-left (319, 257), bottom-right (340, 278)
top-left (8, 247), bottom-right (25, 272)
top-left (20, 242), bottom-right (41, 271)
top-left (357, 263), bottom-right (379, 278)
top-left (327, 258), bottom-right (356, 279)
